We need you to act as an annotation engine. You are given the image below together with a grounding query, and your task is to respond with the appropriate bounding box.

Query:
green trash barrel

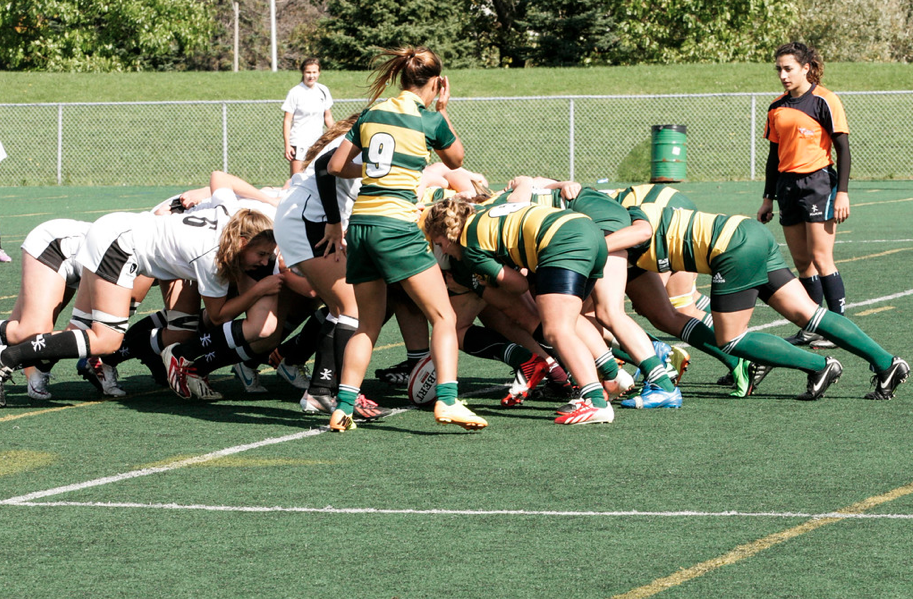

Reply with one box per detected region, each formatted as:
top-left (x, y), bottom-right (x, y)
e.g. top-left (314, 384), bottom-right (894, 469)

top-left (650, 124), bottom-right (687, 183)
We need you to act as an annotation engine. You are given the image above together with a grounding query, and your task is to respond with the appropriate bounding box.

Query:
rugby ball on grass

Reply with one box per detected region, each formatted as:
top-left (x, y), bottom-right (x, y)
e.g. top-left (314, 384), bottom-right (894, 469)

top-left (407, 355), bottom-right (437, 406)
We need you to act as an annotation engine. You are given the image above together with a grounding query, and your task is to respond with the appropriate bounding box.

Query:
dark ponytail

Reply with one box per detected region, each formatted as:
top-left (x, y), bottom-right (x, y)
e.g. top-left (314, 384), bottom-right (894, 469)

top-left (776, 42), bottom-right (824, 85)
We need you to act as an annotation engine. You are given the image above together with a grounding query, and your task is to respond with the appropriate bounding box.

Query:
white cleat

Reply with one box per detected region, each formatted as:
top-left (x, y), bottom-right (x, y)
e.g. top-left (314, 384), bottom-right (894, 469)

top-left (232, 362), bottom-right (267, 393)
top-left (27, 370), bottom-right (53, 401)
top-left (276, 359), bottom-right (310, 390)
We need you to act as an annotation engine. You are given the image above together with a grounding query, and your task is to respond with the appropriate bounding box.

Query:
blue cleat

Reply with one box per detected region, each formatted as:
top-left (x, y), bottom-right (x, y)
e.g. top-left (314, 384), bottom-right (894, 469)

top-left (653, 340), bottom-right (672, 364)
top-left (620, 383), bottom-right (683, 409)
top-left (633, 340), bottom-right (675, 384)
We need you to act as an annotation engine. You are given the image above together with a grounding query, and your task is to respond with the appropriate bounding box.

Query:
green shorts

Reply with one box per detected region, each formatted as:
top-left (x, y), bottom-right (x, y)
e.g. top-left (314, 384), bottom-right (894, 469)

top-left (709, 220), bottom-right (789, 295)
top-left (345, 222), bottom-right (437, 285)
top-left (537, 216), bottom-right (608, 279)
top-left (664, 191), bottom-right (696, 211)
top-left (567, 187), bottom-right (632, 234)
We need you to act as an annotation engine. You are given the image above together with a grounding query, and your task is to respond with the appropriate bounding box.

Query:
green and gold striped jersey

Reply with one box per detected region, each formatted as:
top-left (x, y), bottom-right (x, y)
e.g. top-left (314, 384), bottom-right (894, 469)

top-left (629, 204), bottom-right (747, 274)
top-left (460, 203), bottom-right (588, 281)
top-left (347, 90), bottom-right (456, 225)
top-left (420, 186), bottom-right (458, 206)
top-left (480, 188), bottom-right (565, 209)
top-left (602, 184), bottom-right (696, 211)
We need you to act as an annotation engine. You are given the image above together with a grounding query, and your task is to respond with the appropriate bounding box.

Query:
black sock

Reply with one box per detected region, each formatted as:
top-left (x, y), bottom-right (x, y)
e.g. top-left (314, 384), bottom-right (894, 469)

top-left (278, 308), bottom-right (327, 365)
top-left (2, 331), bottom-right (90, 369)
top-left (309, 319), bottom-right (337, 395)
top-left (107, 311), bottom-right (168, 367)
top-left (799, 275), bottom-right (823, 306)
top-left (333, 317), bottom-right (357, 385)
top-left (174, 320), bottom-right (240, 361)
top-left (0, 320), bottom-right (8, 345)
top-left (406, 349), bottom-right (429, 369)
top-left (186, 320), bottom-right (256, 377)
top-left (820, 271), bottom-right (846, 315)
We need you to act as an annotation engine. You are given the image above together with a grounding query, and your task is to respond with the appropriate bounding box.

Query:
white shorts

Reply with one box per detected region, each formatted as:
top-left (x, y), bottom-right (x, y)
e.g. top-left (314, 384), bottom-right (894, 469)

top-left (274, 209), bottom-right (328, 267)
top-left (75, 213), bottom-right (142, 289)
top-left (22, 219), bottom-right (92, 289)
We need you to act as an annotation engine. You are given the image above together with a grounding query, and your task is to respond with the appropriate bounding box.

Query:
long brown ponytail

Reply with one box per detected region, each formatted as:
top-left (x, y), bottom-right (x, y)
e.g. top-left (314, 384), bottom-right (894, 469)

top-left (302, 113), bottom-right (360, 169)
top-left (366, 46), bottom-right (443, 104)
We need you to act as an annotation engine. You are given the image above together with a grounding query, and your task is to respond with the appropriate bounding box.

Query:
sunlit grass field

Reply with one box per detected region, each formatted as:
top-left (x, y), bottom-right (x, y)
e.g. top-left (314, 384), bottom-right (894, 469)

top-left (2, 181), bottom-right (912, 597)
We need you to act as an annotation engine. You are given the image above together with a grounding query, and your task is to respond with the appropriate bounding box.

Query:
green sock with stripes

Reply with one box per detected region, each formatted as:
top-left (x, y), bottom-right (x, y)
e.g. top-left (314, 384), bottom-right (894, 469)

top-left (724, 332), bottom-right (824, 373)
top-left (436, 381), bottom-right (459, 406)
top-left (336, 385), bottom-right (358, 415)
top-left (595, 351), bottom-right (619, 380)
top-left (811, 309), bottom-right (894, 372)
top-left (638, 356), bottom-right (676, 392)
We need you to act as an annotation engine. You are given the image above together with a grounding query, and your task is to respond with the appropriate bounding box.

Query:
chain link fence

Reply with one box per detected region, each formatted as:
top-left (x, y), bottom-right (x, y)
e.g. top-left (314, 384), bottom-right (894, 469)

top-left (2, 91), bottom-right (911, 187)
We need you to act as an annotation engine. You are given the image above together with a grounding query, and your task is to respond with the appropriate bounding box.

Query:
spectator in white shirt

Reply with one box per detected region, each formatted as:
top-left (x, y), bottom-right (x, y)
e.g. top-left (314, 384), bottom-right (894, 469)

top-left (282, 58), bottom-right (335, 176)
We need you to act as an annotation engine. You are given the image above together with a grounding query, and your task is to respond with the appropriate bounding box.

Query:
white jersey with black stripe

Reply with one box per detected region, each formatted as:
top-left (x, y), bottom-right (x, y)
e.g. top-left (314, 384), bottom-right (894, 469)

top-left (279, 136), bottom-right (362, 230)
top-left (132, 188), bottom-right (241, 297)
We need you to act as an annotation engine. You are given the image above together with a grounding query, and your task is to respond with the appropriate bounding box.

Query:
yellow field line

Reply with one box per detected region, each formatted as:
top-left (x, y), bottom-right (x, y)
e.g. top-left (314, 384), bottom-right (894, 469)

top-left (613, 481), bottom-right (913, 598)
top-left (854, 197), bottom-right (913, 207)
top-left (836, 247), bottom-right (913, 264)
top-left (0, 400), bottom-right (107, 423)
top-left (2, 212), bottom-right (54, 218)
top-left (856, 306), bottom-right (895, 317)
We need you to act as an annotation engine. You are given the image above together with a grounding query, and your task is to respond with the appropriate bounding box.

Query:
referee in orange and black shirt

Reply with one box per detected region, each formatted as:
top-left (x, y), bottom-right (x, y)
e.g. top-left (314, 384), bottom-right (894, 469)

top-left (757, 42), bottom-right (850, 349)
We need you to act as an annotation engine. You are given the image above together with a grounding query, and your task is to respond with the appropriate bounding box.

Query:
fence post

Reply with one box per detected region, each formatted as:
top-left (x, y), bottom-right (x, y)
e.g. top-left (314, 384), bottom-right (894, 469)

top-left (569, 98), bottom-right (575, 182)
top-left (222, 102), bottom-right (229, 173)
top-left (750, 95), bottom-right (756, 181)
top-left (57, 104), bottom-right (63, 185)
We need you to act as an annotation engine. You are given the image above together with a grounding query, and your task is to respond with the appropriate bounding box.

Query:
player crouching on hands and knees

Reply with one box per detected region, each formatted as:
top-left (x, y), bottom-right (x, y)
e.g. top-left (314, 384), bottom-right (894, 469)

top-left (0, 193), bottom-right (279, 405)
top-left (325, 46), bottom-right (486, 432)
top-left (424, 198), bottom-right (636, 425)
top-left (619, 203), bottom-right (908, 401)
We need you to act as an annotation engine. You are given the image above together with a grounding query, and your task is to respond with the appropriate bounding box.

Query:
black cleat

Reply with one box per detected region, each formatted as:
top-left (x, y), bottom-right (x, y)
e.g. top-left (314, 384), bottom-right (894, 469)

top-left (375, 359), bottom-right (412, 386)
top-left (749, 362), bottom-right (774, 390)
top-left (865, 357), bottom-right (910, 401)
top-left (797, 356), bottom-right (843, 401)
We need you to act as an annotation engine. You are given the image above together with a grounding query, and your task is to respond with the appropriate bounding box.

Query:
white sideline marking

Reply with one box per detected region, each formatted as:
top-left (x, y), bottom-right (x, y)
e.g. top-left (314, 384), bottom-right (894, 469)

top-left (7, 501), bottom-right (913, 520)
top-left (1, 387), bottom-right (502, 506)
top-left (747, 288), bottom-right (913, 333)
top-left (0, 428), bottom-right (332, 505)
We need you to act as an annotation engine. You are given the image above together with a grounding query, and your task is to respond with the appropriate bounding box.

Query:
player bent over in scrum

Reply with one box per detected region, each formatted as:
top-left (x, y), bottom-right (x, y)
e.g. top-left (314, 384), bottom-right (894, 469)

top-left (613, 203), bottom-right (909, 401)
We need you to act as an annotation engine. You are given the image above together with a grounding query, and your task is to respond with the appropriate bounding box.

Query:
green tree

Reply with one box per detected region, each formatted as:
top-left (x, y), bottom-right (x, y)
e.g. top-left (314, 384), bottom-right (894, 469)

top-left (0, 0), bottom-right (216, 71)
top-left (607, 0), bottom-right (797, 64)
top-left (792, 0), bottom-right (913, 62)
top-left (522, 0), bottom-right (617, 66)
top-left (467, 0), bottom-right (530, 67)
top-left (316, 0), bottom-right (478, 70)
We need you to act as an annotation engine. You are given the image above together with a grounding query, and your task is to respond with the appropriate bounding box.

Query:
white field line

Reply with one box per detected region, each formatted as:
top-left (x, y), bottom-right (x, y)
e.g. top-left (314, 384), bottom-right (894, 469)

top-left (6, 501), bottom-right (913, 520)
top-left (745, 288), bottom-right (913, 331)
top-left (1, 387), bottom-right (503, 506)
top-left (2, 287), bottom-right (911, 510)
top-left (0, 427), bottom-right (332, 505)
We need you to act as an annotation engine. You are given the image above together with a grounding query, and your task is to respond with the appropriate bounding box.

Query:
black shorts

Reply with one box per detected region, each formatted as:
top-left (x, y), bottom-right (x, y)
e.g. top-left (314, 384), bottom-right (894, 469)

top-left (710, 267), bottom-right (795, 312)
top-left (776, 167), bottom-right (837, 226)
top-left (534, 266), bottom-right (597, 301)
